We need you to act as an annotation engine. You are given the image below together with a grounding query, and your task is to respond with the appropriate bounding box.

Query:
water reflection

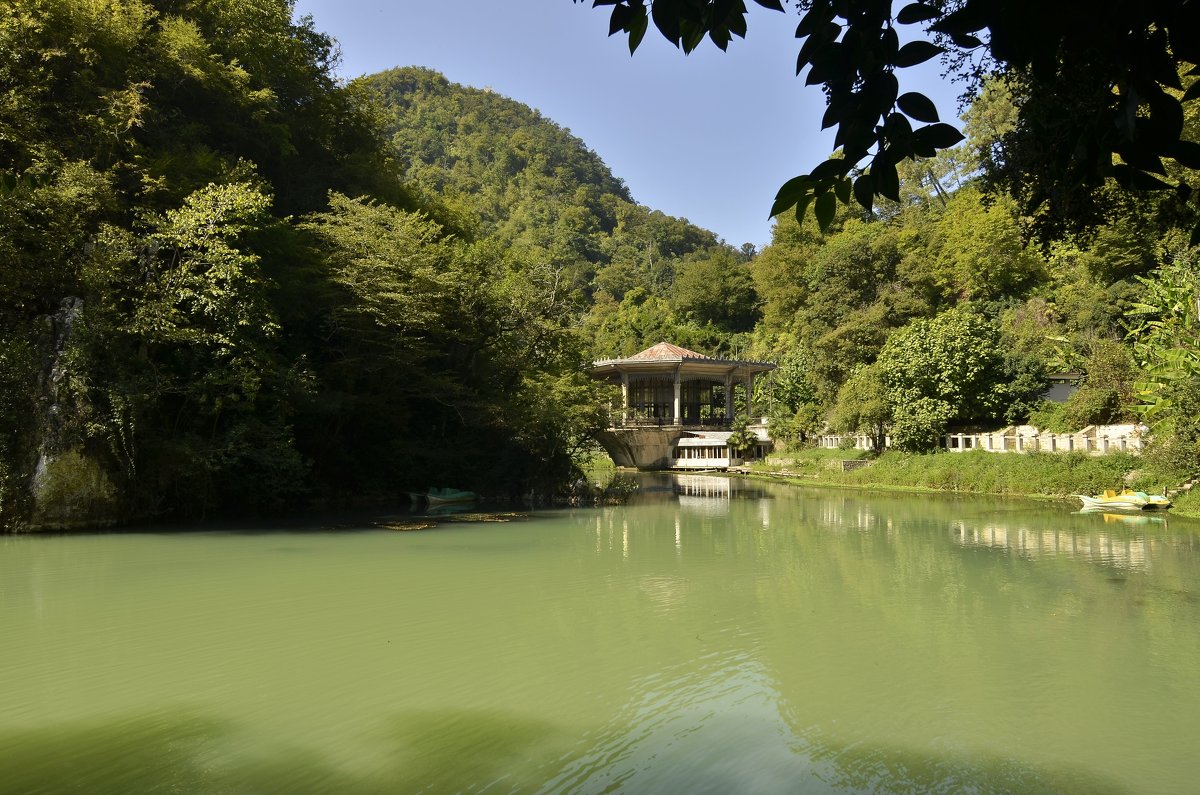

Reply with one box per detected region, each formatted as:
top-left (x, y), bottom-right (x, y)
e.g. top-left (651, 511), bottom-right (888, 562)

top-left (619, 473), bottom-right (1200, 577)
top-left (4, 479), bottom-right (1200, 793)
top-left (954, 521), bottom-right (1159, 571)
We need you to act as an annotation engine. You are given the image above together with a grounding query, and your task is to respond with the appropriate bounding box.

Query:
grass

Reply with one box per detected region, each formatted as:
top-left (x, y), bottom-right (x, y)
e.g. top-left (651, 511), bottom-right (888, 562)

top-left (752, 448), bottom-right (1181, 502)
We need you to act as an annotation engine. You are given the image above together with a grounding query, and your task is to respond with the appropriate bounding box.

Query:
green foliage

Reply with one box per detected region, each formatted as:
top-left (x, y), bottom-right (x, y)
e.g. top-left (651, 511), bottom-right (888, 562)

top-left (1055, 341), bottom-right (1137, 429)
top-left (1127, 256), bottom-right (1200, 430)
top-left (930, 189), bottom-right (1047, 302)
top-left (585, 0), bottom-right (1200, 243)
top-left (888, 397), bottom-right (956, 454)
top-left (726, 415), bottom-right (758, 457)
top-left (670, 247), bottom-right (759, 332)
top-left (875, 309), bottom-right (1008, 451)
top-left (830, 364), bottom-right (891, 454)
top-left (6, 0), bottom-right (1197, 526)
top-left (77, 180), bottom-right (306, 513)
top-left (0, 1), bottom-right (636, 524)
top-left (1027, 401), bottom-right (1070, 434)
top-left (781, 448), bottom-right (1145, 498)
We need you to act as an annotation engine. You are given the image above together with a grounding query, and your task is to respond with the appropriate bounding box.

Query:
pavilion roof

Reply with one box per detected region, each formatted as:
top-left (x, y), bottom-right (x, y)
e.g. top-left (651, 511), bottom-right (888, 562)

top-left (627, 342), bottom-right (712, 361)
top-left (589, 341), bottom-right (774, 374)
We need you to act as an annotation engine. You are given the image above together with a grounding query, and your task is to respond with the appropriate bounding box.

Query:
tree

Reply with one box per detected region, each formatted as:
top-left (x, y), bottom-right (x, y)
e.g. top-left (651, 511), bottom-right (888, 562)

top-left (726, 415), bottom-right (759, 458)
top-left (830, 363), bottom-right (891, 454)
top-left (670, 246), bottom-right (759, 331)
top-left (1127, 255), bottom-right (1200, 430)
top-left (929, 187), bottom-right (1046, 302)
top-left (874, 309), bottom-right (1008, 451)
top-left (580, 0), bottom-right (1200, 240)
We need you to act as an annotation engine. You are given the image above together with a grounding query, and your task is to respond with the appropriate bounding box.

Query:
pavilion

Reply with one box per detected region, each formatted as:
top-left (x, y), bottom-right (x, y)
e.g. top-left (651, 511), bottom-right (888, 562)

top-left (588, 342), bottom-right (775, 470)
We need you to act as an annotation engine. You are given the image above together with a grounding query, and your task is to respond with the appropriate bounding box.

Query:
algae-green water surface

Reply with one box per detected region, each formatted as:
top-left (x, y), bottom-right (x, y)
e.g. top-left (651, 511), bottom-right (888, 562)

top-left (3, 474), bottom-right (1199, 794)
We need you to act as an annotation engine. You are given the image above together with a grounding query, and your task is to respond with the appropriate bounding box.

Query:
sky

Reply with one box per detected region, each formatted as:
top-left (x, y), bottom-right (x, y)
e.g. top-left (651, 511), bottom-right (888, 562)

top-left (292, 0), bottom-right (966, 248)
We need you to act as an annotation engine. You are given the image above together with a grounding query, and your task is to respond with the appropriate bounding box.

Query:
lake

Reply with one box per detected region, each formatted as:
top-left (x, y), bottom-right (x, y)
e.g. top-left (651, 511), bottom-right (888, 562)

top-left (2, 474), bottom-right (1199, 794)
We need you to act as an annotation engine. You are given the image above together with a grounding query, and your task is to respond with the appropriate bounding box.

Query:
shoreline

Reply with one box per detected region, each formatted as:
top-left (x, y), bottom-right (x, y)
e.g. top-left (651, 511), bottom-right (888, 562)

top-left (732, 463), bottom-right (1200, 520)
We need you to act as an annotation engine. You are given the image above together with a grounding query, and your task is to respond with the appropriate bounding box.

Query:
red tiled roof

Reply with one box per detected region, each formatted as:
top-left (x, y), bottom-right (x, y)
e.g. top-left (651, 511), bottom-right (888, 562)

top-left (627, 341), bottom-right (711, 361)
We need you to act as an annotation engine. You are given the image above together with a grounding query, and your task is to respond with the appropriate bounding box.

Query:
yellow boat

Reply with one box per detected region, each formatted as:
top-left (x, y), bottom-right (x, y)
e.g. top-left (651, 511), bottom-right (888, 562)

top-left (1077, 489), bottom-right (1171, 511)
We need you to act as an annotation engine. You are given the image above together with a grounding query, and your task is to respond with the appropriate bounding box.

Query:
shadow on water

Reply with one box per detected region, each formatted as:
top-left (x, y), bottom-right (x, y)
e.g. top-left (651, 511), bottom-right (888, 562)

top-left (800, 736), bottom-right (1130, 795)
top-left (0, 708), bottom-right (570, 795)
top-left (369, 709), bottom-right (575, 792)
top-left (0, 706), bottom-right (1131, 795)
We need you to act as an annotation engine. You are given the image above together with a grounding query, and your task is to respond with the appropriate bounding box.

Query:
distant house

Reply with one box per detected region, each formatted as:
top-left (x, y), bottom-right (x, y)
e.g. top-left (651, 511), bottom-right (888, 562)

top-left (588, 342), bottom-right (775, 470)
top-left (1041, 371), bottom-right (1084, 403)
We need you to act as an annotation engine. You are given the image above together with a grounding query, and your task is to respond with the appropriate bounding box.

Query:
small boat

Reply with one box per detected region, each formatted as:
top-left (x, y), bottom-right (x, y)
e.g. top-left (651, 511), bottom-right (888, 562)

top-left (424, 487), bottom-right (477, 506)
top-left (1077, 489), bottom-right (1171, 511)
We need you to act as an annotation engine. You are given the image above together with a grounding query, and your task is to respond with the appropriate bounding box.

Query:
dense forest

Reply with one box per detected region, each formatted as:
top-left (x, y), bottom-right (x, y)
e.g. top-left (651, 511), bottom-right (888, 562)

top-left (2, 0), bottom-right (1199, 530)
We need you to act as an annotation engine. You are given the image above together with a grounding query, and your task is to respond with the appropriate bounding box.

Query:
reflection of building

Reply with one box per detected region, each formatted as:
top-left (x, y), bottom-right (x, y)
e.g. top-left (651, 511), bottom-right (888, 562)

top-left (673, 474), bottom-right (733, 498)
top-left (589, 342), bottom-right (775, 470)
top-left (953, 521), bottom-right (1158, 571)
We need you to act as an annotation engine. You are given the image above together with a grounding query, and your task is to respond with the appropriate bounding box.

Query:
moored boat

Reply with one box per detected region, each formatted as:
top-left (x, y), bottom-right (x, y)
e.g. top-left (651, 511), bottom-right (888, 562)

top-left (1077, 489), bottom-right (1171, 511)
top-left (425, 487), bottom-right (477, 505)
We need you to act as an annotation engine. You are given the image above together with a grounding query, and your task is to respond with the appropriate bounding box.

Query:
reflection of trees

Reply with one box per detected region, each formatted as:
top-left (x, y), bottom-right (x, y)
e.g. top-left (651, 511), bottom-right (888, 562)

top-left (5, 488), bottom-right (1200, 793)
top-left (575, 484), bottom-right (1200, 793)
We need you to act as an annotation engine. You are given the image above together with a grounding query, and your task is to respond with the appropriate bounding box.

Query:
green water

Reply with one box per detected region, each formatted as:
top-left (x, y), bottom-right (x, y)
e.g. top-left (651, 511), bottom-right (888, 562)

top-left (3, 475), bottom-right (1200, 794)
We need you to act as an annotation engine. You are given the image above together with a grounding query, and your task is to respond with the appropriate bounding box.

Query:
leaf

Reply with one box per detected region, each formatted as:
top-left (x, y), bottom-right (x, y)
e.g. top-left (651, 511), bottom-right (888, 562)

top-left (810, 158), bottom-right (851, 180)
top-left (608, 4), bottom-right (631, 36)
top-left (885, 111), bottom-right (913, 143)
top-left (1192, 221), bottom-right (1200, 248)
top-left (1184, 81), bottom-right (1200, 103)
top-left (871, 152), bottom-right (900, 201)
top-left (1121, 139), bottom-right (1172, 174)
top-left (949, 32), bottom-right (983, 48)
top-left (769, 175), bottom-right (810, 218)
top-left (814, 191), bottom-right (837, 231)
top-left (680, 19), bottom-right (706, 52)
top-left (794, 192), bottom-right (815, 223)
top-left (795, 8), bottom-right (825, 39)
top-left (895, 3), bottom-right (940, 24)
top-left (930, 4), bottom-right (989, 35)
top-left (709, 25), bottom-right (731, 50)
top-left (1113, 164), bottom-right (1173, 191)
top-left (833, 176), bottom-right (852, 204)
top-left (893, 40), bottom-right (942, 68)
top-left (853, 174), bottom-right (874, 212)
top-left (896, 91), bottom-right (939, 122)
top-left (821, 102), bottom-right (843, 130)
top-left (651, 0), bottom-right (682, 45)
top-left (628, 8), bottom-right (648, 52)
top-left (911, 122), bottom-right (965, 150)
top-left (752, 0), bottom-right (785, 10)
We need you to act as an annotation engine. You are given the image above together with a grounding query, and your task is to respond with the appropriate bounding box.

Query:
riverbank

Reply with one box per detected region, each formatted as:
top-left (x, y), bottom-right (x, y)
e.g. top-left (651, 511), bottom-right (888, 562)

top-left (746, 448), bottom-right (1200, 517)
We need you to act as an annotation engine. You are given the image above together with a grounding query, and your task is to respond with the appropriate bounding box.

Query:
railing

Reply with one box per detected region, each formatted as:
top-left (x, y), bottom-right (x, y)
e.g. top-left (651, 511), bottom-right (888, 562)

top-left (609, 410), bottom-right (733, 429)
top-left (817, 423), bottom-right (1146, 456)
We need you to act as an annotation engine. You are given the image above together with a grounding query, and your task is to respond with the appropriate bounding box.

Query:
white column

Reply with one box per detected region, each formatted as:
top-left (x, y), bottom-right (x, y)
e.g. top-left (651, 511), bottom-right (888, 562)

top-left (673, 371), bottom-right (681, 425)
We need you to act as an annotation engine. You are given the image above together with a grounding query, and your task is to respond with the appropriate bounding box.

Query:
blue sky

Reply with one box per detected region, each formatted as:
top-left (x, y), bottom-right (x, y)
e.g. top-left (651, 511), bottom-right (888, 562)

top-left (293, 0), bottom-right (964, 248)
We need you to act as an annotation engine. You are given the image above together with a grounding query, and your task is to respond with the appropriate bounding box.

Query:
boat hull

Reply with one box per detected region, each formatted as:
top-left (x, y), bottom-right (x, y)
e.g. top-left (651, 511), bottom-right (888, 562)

top-left (1077, 492), bottom-right (1171, 511)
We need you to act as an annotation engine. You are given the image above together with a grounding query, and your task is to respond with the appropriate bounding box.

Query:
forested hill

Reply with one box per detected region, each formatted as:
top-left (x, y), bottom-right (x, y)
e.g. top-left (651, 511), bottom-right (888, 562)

top-left (364, 67), bottom-right (761, 358)
top-left (367, 67), bottom-right (631, 242)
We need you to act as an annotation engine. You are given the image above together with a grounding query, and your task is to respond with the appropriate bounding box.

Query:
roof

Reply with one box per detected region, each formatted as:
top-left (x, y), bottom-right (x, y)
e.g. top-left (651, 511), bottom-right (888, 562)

top-left (589, 341), bottom-right (775, 375)
top-left (627, 342), bottom-right (712, 361)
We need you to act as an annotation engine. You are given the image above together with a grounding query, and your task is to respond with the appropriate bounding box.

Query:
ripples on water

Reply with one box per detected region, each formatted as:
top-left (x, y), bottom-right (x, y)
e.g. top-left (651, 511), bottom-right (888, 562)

top-left (2, 474), bottom-right (1200, 793)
